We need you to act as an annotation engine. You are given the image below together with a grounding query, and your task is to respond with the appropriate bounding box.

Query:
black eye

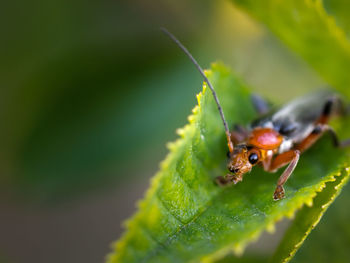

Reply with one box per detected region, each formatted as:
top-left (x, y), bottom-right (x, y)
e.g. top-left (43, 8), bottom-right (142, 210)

top-left (248, 153), bottom-right (259, 164)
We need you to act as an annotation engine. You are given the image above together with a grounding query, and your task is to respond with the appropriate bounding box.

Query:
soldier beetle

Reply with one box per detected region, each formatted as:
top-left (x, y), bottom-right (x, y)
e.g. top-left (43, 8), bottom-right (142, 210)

top-left (161, 28), bottom-right (350, 200)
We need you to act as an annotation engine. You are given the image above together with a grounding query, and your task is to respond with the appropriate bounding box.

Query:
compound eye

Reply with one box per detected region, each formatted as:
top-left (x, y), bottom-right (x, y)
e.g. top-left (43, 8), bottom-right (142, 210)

top-left (248, 153), bottom-right (259, 164)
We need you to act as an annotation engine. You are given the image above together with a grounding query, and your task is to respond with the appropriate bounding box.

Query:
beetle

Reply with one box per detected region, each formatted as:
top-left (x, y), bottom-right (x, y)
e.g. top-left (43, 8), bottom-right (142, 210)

top-left (161, 28), bottom-right (350, 200)
top-left (216, 91), bottom-right (350, 200)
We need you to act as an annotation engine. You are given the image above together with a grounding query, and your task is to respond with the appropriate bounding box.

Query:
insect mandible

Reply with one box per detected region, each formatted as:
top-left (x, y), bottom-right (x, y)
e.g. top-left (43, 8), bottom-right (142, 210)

top-left (161, 28), bottom-right (350, 200)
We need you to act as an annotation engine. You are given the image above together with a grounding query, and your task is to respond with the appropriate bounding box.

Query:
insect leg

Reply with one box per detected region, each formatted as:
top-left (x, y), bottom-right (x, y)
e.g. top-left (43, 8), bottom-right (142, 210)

top-left (234, 124), bottom-right (248, 134)
top-left (295, 125), bottom-right (324, 153)
top-left (230, 125), bottom-right (248, 144)
top-left (266, 150), bottom-right (300, 200)
top-left (215, 173), bottom-right (242, 186)
top-left (297, 124), bottom-right (350, 152)
top-left (251, 94), bottom-right (270, 115)
top-left (262, 151), bottom-right (273, 171)
top-left (296, 96), bottom-right (347, 152)
top-left (318, 95), bottom-right (345, 124)
top-left (323, 126), bottom-right (350, 148)
top-left (318, 97), bottom-right (333, 124)
top-left (226, 125), bottom-right (249, 158)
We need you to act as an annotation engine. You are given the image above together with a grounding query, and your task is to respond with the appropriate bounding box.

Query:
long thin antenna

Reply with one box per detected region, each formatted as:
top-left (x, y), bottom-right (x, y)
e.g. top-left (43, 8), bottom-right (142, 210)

top-left (161, 27), bottom-right (234, 153)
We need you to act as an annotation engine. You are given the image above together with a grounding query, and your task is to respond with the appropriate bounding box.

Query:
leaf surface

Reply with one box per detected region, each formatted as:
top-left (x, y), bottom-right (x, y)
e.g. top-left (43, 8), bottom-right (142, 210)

top-left (324, 0), bottom-right (350, 37)
top-left (107, 63), bottom-right (350, 262)
top-left (290, 174), bottom-right (350, 263)
top-left (232, 0), bottom-right (350, 98)
top-left (271, 166), bottom-right (350, 263)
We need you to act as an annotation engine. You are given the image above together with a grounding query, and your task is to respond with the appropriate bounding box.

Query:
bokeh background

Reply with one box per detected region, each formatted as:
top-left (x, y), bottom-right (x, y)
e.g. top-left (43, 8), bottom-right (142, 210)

top-left (1, 0), bottom-right (347, 263)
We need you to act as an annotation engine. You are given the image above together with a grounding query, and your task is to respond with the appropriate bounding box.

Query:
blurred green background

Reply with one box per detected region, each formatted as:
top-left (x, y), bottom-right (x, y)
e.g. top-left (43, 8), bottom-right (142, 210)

top-left (1, 0), bottom-right (345, 262)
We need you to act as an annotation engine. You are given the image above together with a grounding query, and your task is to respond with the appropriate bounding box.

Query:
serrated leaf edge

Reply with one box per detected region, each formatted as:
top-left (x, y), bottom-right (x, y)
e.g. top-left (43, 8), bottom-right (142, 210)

top-left (200, 164), bottom-right (349, 263)
top-left (107, 64), bottom-right (350, 263)
top-left (274, 165), bottom-right (350, 263)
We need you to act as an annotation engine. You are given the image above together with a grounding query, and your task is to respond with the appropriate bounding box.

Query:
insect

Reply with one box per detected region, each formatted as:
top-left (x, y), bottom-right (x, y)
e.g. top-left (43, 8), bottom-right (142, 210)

top-left (161, 28), bottom-right (350, 200)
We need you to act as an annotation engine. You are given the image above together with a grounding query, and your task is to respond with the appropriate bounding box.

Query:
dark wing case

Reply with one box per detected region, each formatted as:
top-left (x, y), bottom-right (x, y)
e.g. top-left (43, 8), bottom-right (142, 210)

top-left (251, 90), bottom-right (337, 143)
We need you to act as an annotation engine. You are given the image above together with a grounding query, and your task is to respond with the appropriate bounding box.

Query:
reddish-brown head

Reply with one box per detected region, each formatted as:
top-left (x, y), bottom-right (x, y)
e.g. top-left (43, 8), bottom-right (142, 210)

top-left (227, 145), bottom-right (261, 176)
top-left (227, 128), bottom-right (283, 177)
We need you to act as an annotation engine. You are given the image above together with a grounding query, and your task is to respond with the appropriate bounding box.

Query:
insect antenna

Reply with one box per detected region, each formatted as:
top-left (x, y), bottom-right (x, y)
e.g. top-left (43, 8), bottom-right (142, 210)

top-left (161, 27), bottom-right (234, 153)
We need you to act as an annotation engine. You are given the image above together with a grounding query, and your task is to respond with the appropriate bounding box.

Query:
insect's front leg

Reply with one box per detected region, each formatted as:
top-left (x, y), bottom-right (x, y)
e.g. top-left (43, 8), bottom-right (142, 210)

top-left (216, 173), bottom-right (243, 186)
top-left (265, 150), bottom-right (300, 200)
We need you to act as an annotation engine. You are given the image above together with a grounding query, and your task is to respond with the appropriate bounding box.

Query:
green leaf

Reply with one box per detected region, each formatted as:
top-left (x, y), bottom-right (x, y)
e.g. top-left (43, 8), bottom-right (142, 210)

top-left (107, 63), bottom-right (349, 262)
top-left (290, 179), bottom-right (350, 263)
top-left (216, 255), bottom-right (268, 263)
top-left (271, 166), bottom-right (350, 263)
top-left (324, 0), bottom-right (350, 37)
top-left (231, 0), bottom-right (350, 98)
